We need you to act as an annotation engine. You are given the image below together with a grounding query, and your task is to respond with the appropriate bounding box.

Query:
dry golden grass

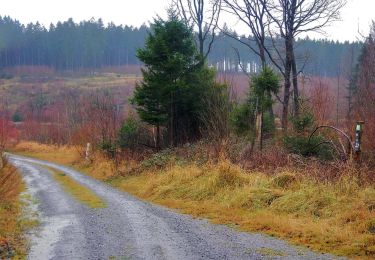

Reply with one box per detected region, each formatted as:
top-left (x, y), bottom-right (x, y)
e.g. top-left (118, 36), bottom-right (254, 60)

top-left (77, 153), bottom-right (121, 181)
top-left (46, 167), bottom-right (106, 208)
top-left (12, 142), bottom-right (81, 166)
top-left (0, 161), bottom-right (32, 259)
top-left (109, 161), bottom-right (375, 258)
top-left (12, 142), bottom-right (375, 258)
top-left (12, 141), bottom-right (120, 180)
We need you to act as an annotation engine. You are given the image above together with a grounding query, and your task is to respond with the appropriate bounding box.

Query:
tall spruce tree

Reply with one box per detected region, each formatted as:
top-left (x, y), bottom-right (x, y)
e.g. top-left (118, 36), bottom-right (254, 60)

top-left (132, 12), bottom-right (209, 148)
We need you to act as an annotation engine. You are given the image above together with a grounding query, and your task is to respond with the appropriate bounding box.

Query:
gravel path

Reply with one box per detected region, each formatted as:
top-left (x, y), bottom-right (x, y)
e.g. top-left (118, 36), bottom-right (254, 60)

top-left (9, 154), bottom-right (342, 260)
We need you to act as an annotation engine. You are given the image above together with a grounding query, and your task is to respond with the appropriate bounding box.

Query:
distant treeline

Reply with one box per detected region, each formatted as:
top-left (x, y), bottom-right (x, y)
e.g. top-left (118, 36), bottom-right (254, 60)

top-left (0, 16), bottom-right (362, 76)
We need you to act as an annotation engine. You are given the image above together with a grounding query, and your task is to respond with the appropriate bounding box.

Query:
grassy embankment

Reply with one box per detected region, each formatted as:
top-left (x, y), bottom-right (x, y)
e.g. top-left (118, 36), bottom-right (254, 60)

top-left (12, 141), bottom-right (375, 259)
top-left (0, 160), bottom-right (38, 259)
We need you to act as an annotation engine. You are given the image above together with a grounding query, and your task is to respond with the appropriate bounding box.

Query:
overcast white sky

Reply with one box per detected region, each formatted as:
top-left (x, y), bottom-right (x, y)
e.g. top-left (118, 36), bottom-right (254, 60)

top-left (0, 0), bottom-right (374, 42)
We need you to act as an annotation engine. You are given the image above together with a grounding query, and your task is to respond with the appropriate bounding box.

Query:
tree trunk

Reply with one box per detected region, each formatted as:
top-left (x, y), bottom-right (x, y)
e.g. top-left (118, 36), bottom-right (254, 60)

top-left (198, 24), bottom-right (204, 59)
top-left (169, 92), bottom-right (174, 147)
top-left (290, 40), bottom-right (300, 117)
top-left (257, 43), bottom-right (271, 145)
top-left (199, 37), bottom-right (204, 58)
top-left (156, 124), bottom-right (160, 150)
top-left (257, 111), bottom-right (263, 151)
top-left (282, 36), bottom-right (295, 131)
top-left (282, 53), bottom-right (292, 131)
top-left (259, 43), bottom-right (266, 68)
top-left (282, 75), bottom-right (291, 131)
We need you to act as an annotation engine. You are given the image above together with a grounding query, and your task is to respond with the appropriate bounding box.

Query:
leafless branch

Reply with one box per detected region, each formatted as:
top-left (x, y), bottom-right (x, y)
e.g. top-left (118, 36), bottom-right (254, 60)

top-left (173, 0), bottom-right (222, 59)
top-left (232, 47), bottom-right (252, 78)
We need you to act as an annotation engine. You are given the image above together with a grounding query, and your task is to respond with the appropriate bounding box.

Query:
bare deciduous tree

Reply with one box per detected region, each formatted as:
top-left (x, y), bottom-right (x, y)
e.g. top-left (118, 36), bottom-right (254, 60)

top-left (173, 0), bottom-right (222, 60)
top-left (222, 0), bottom-right (270, 67)
top-left (262, 0), bottom-right (346, 129)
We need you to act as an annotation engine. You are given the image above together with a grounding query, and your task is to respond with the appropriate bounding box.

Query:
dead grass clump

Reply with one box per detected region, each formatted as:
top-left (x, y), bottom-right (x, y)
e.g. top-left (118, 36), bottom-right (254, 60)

top-left (368, 219), bottom-right (375, 234)
top-left (270, 185), bottom-right (336, 217)
top-left (363, 188), bottom-right (375, 211)
top-left (216, 160), bottom-right (248, 188)
top-left (271, 172), bottom-right (298, 189)
top-left (0, 160), bottom-right (27, 258)
top-left (245, 187), bottom-right (284, 209)
top-left (0, 162), bottom-right (22, 201)
top-left (79, 153), bottom-right (119, 180)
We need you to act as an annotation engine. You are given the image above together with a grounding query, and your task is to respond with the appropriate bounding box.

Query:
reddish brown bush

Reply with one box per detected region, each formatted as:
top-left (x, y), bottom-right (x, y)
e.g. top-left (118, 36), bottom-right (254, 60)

top-left (0, 119), bottom-right (19, 151)
top-left (309, 78), bottom-right (335, 125)
top-left (240, 147), bottom-right (289, 173)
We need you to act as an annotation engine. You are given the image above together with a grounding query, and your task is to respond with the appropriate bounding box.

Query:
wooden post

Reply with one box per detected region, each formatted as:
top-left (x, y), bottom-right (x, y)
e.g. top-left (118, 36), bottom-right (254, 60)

top-left (85, 143), bottom-right (91, 162)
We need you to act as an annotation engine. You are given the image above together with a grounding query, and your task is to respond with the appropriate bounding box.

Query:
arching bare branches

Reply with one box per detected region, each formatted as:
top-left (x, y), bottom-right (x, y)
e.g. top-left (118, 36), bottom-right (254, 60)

top-left (222, 0), bottom-right (270, 67)
top-left (308, 125), bottom-right (354, 160)
top-left (173, 0), bottom-right (222, 60)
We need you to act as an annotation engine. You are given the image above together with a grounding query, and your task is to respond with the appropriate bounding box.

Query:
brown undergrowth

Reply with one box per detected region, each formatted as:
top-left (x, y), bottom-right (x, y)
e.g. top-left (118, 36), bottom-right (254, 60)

top-left (11, 141), bottom-right (375, 259)
top-left (0, 159), bottom-right (36, 259)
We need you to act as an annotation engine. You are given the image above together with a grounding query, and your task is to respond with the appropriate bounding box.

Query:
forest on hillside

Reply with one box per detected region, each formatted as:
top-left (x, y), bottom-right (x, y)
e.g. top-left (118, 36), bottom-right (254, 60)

top-left (0, 16), bottom-right (362, 76)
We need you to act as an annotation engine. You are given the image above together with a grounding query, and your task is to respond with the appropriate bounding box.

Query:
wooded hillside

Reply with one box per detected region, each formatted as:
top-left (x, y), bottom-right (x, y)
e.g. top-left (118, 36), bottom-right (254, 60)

top-left (0, 16), bottom-right (362, 76)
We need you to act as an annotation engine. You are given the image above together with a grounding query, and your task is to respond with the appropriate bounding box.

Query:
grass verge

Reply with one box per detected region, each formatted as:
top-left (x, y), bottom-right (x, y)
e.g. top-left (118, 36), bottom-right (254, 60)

top-left (12, 142), bottom-right (117, 180)
top-left (11, 142), bottom-right (375, 259)
top-left (111, 162), bottom-right (375, 259)
top-left (0, 160), bottom-right (37, 259)
top-left (45, 166), bottom-right (106, 209)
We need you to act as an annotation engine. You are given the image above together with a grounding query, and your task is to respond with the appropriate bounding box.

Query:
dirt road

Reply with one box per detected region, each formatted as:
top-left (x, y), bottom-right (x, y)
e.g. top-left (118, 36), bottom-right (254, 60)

top-left (9, 155), bottom-right (341, 260)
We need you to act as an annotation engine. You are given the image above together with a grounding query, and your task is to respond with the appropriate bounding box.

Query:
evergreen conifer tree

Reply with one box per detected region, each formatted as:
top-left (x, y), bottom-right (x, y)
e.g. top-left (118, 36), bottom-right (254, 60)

top-left (132, 12), bottom-right (210, 147)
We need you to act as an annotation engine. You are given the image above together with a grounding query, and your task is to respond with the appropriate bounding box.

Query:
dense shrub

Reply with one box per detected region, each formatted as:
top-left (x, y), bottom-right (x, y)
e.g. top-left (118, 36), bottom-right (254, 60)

top-left (230, 67), bottom-right (279, 147)
top-left (262, 111), bottom-right (276, 138)
top-left (11, 112), bottom-right (23, 123)
top-left (200, 82), bottom-right (232, 141)
top-left (98, 140), bottom-right (117, 158)
top-left (284, 110), bottom-right (334, 160)
top-left (291, 112), bottom-right (315, 134)
top-left (118, 117), bottom-right (140, 150)
top-left (230, 103), bottom-right (254, 139)
top-left (283, 135), bottom-right (334, 160)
